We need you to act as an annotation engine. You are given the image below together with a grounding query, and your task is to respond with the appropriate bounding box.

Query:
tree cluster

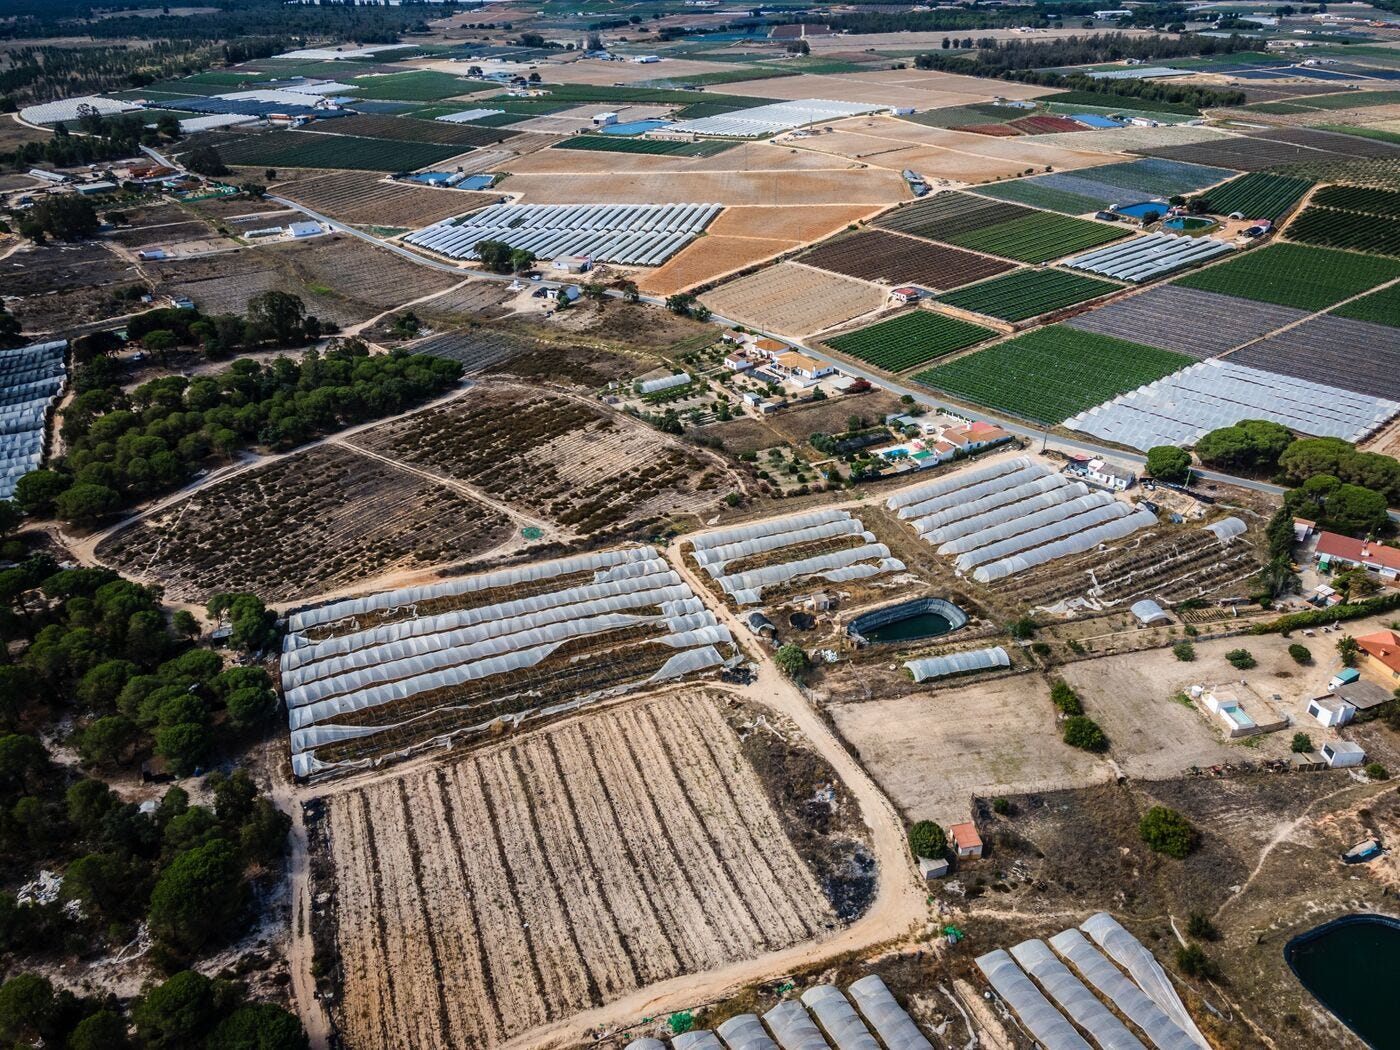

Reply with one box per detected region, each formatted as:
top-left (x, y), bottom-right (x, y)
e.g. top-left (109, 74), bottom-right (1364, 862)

top-left (475, 239), bottom-right (535, 274)
top-left (20, 334), bottom-right (462, 526)
top-left (907, 819), bottom-right (946, 859)
top-left (1139, 804), bottom-right (1196, 858)
top-left (1193, 418), bottom-right (1294, 472)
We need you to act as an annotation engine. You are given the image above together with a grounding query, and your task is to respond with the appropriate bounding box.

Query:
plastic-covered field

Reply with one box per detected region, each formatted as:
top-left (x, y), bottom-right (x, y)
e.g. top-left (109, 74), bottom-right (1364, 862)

top-left (967, 158), bottom-right (1231, 215)
top-left (1067, 233), bottom-right (1233, 282)
top-left (935, 268), bottom-right (1121, 322)
top-left (1227, 315), bottom-right (1400, 402)
top-left (1172, 242), bottom-right (1400, 310)
top-left (827, 310), bottom-right (995, 372)
top-left (914, 325), bottom-right (1192, 424)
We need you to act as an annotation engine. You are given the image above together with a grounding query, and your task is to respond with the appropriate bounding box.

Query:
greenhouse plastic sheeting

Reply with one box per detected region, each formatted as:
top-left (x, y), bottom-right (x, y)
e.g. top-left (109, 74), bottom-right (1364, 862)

top-left (886, 457), bottom-right (1033, 512)
top-left (626, 1040), bottom-right (668, 1050)
top-left (674, 1032), bottom-right (725, 1050)
top-left (696, 519), bottom-right (867, 573)
top-left (648, 645), bottom-right (724, 682)
top-left (937, 491), bottom-right (1108, 555)
top-left (670, 98), bottom-right (882, 137)
top-left (1081, 914), bottom-right (1210, 1048)
top-left (1066, 233), bottom-right (1233, 282)
top-left (691, 509), bottom-right (851, 551)
top-left (898, 464), bottom-right (1049, 522)
top-left (718, 545), bottom-right (892, 600)
top-left (718, 1014), bottom-right (779, 1050)
top-left (764, 1000), bottom-right (831, 1050)
top-left (1008, 940), bottom-right (1147, 1050)
top-left (727, 557), bottom-right (903, 608)
top-left (288, 546), bottom-right (651, 632)
top-left (639, 372), bottom-right (692, 395)
top-left (1048, 929), bottom-right (1202, 1050)
top-left (847, 975), bottom-right (932, 1050)
top-left (905, 646), bottom-right (1009, 683)
top-left (954, 501), bottom-right (1134, 571)
top-left (975, 949), bottom-right (1091, 1050)
top-left (911, 475), bottom-right (1078, 537)
top-left (1204, 517), bottom-right (1246, 543)
top-left (972, 508), bottom-right (1157, 583)
top-left (1130, 599), bottom-right (1170, 625)
top-left (799, 986), bottom-right (880, 1050)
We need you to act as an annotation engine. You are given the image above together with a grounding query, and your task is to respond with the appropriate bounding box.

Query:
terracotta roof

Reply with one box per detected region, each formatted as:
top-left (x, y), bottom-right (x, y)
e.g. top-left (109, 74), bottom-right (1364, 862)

top-left (754, 338), bottom-right (787, 353)
top-left (1357, 630), bottom-right (1400, 675)
top-left (1315, 531), bottom-right (1400, 574)
top-left (776, 351), bottom-right (822, 372)
top-left (948, 821), bottom-right (982, 850)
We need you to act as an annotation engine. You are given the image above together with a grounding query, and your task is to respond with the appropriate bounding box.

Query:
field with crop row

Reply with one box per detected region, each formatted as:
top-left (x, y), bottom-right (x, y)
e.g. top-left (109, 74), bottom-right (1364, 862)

top-left (935, 268), bottom-right (1120, 322)
top-left (308, 113), bottom-right (521, 147)
top-left (318, 691), bottom-right (839, 1050)
top-left (1309, 183), bottom-right (1400, 217)
top-left (826, 310), bottom-right (994, 372)
top-left (1332, 282), bottom-right (1400, 328)
top-left (801, 230), bottom-right (1013, 290)
top-left (1173, 242), bottom-right (1400, 310)
top-left (1286, 207), bottom-right (1400, 256)
top-left (1228, 315), bottom-right (1400, 402)
top-left (1071, 157), bottom-right (1233, 197)
top-left (406, 328), bottom-right (536, 372)
top-left (271, 170), bottom-right (497, 227)
top-left (914, 324), bottom-right (1192, 424)
top-left (346, 70), bottom-right (490, 101)
top-left (971, 179), bottom-right (1104, 216)
top-left (944, 211), bottom-right (1129, 264)
top-left (1194, 172), bottom-right (1313, 219)
top-left (874, 192), bottom-right (1035, 242)
top-left (212, 131), bottom-right (466, 172)
top-left (704, 262), bottom-right (890, 336)
top-left (551, 135), bottom-right (737, 157)
top-left (1065, 284), bottom-right (1306, 358)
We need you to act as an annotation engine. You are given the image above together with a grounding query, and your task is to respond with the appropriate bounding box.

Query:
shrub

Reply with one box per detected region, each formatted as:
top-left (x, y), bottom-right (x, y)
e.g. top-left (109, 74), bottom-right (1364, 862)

top-left (908, 820), bottom-right (946, 859)
top-left (1338, 634), bottom-right (1360, 667)
top-left (1049, 679), bottom-right (1083, 715)
top-left (1291, 732), bottom-right (1314, 754)
top-left (773, 644), bottom-right (810, 682)
top-left (1146, 444), bottom-right (1191, 482)
top-left (1067, 638), bottom-right (1085, 654)
top-left (1365, 762), bottom-right (1390, 781)
top-left (1031, 641), bottom-right (1051, 658)
top-left (1062, 715), bottom-right (1106, 751)
top-left (1287, 643), bottom-right (1311, 665)
top-left (1139, 805), bottom-right (1196, 859)
top-left (1225, 648), bottom-right (1256, 670)
top-left (1176, 942), bottom-right (1219, 980)
top-left (1172, 641), bottom-right (1196, 662)
top-left (991, 797), bottom-right (1010, 815)
top-left (1186, 912), bottom-right (1219, 941)
top-left (1007, 617), bottom-right (1036, 640)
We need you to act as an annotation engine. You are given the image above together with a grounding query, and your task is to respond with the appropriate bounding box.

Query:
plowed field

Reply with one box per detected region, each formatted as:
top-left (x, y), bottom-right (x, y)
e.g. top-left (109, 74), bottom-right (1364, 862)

top-left (701, 262), bottom-right (887, 337)
top-left (317, 691), bottom-right (838, 1050)
top-left (800, 230), bottom-right (1013, 290)
top-left (271, 170), bottom-right (497, 227)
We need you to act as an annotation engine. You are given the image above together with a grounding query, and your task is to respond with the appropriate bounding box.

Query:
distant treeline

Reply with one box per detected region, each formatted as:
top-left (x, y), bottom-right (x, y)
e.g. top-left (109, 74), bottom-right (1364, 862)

top-left (777, 2), bottom-right (1199, 32)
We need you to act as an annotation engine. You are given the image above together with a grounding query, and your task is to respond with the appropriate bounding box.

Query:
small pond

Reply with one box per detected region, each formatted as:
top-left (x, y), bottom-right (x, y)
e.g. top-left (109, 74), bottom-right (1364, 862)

top-left (1163, 215), bottom-right (1217, 233)
top-left (847, 598), bottom-right (967, 645)
top-left (1286, 913), bottom-right (1400, 1048)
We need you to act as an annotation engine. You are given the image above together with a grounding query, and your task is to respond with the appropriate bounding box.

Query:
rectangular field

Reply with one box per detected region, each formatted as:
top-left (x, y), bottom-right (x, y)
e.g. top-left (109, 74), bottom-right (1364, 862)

top-left (971, 179), bottom-right (1106, 216)
top-left (271, 170), bottom-right (498, 227)
top-left (210, 131), bottom-right (466, 172)
top-left (1226, 315), bottom-right (1400, 402)
top-left (800, 230), bottom-right (1014, 290)
top-left (1332, 282), bottom-right (1400, 328)
top-left (551, 135), bottom-right (737, 157)
top-left (1195, 172), bottom-right (1313, 219)
top-left (1064, 284), bottom-right (1307, 358)
top-left (874, 192), bottom-right (1037, 241)
top-left (914, 325), bottom-right (1192, 424)
top-left (943, 211), bottom-right (1130, 264)
top-left (1309, 184), bottom-right (1400, 217)
top-left (317, 691), bottom-right (839, 1050)
top-left (1286, 207), bottom-right (1400, 257)
top-left (701, 262), bottom-right (887, 337)
top-left (1133, 135), bottom-right (1352, 172)
top-left (1172, 242), bottom-right (1400, 311)
top-left (826, 310), bottom-right (996, 372)
top-left (346, 70), bottom-right (490, 101)
top-left (307, 112), bottom-right (521, 147)
top-left (935, 268), bottom-right (1121, 322)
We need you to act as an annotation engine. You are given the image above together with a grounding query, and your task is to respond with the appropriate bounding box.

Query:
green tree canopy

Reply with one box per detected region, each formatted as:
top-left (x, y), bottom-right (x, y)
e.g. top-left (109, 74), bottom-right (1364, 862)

top-left (908, 819), bottom-right (946, 859)
top-left (147, 840), bottom-right (249, 953)
top-left (206, 1002), bottom-right (309, 1050)
top-left (1194, 419), bottom-right (1293, 472)
top-left (773, 643), bottom-right (810, 682)
top-left (1139, 805), bottom-right (1196, 859)
top-left (1145, 445), bottom-right (1191, 483)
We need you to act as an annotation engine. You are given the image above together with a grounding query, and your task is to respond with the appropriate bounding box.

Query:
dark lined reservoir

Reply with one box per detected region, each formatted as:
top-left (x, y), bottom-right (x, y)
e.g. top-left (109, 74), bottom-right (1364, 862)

top-left (1286, 914), bottom-right (1400, 1048)
top-left (848, 598), bottom-right (967, 645)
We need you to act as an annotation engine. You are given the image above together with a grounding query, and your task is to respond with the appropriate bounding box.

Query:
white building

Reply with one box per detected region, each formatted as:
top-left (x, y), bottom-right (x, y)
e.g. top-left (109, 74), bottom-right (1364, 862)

top-left (1307, 695), bottom-right (1355, 729)
top-left (592, 111), bottom-right (619, 126)
top-left (1322, 740), bottom-right (1365, 768)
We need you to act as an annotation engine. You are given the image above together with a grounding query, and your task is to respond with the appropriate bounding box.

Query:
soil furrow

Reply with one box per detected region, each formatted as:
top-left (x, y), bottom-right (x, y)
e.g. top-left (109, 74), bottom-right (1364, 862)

top-left (396, 776), bottom-right (456, 1048)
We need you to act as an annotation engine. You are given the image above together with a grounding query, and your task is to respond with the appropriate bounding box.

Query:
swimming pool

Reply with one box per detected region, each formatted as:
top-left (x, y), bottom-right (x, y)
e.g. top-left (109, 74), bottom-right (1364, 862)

top-left (1163, 215), bottom-right (1216, 233)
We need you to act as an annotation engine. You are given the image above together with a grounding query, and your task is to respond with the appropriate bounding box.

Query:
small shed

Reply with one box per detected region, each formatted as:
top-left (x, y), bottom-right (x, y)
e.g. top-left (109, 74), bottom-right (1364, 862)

top-left (918, 856), bottom-right (949, 880)
top-left (1322, 740), bottom-right (1366, 768)
top-left (1130, 599), bottom-right (1171, 627)
top-left (592, 111), bottom-right (619, 126)
top-left (1328, 668), bottom-right (1361, 690)
top-left (288, 220), bottom-right (322, 238)
top-left (948, 822), bottom-right (983, 859)
top-left (742, 611), bottom-right (776, 638)
top-left (1307, 695), bottom-right (1355, 728)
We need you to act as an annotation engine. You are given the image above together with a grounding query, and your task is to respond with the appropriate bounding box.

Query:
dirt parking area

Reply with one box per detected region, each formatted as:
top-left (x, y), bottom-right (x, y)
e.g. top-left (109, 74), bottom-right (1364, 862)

top-left (830, 674), bottom-right (1110, 826)
top-left (311, 689), bottom-right (847, 1050)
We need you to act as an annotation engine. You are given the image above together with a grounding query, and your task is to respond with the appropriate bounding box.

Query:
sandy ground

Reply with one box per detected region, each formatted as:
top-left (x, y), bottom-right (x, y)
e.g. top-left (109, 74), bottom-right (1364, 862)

top-left (830, 674), bottom-right (1111, 827)
top-left (504, 140), bottom-right (866, 175)
top-left (696, 68), bottom-right (1053, 107)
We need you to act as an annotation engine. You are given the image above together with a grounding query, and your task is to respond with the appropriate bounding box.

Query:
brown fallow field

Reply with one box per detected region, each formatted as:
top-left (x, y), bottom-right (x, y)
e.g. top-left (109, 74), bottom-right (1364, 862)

top-left (700, 261), bottom-right (888, 337)
top-left (315, 691), bottom-right (840, 1050)
top-left (800, 229), bottom-right (1013, 290)
top-left (269, 169), bottom-right (498, 228)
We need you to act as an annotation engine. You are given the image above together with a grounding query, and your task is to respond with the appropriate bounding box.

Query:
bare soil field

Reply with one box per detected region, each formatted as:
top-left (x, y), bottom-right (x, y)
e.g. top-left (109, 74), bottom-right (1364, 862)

top-left (96, 442), bottom-right (513, 603)
top-left (1030, 123), bottom-right (1234, 154)
top-left (500, 167), bottom-right (907, 206)
top-left (701, 69), bottom-right (1050, 108)
top-left (639, 234), bottom-right (799, 295)
top-left (800, 229), bottom-right (1013, 290)
top-left (707, 204), bottom-right (881, 242)
top-left (401, 327), bottom-right (536, 372)
top-left (263, 236), bottom-right (462, 309)
top-left (1, 241), bottom-right (146, 332)
top-left (270, 169), bottom-right (497, 228)
top-left (312, 690), bottom-right (846, 1050)
top-left (353, 382), bottom-right (744, 538)
top-left (412, 280), bottom-right (517, 321)
top-left (700, 262), bottom-right (887, 337)
top-left (505, 141), bottom-right (858, 176)
top-left (828, 674), bottom-right (1109, 825)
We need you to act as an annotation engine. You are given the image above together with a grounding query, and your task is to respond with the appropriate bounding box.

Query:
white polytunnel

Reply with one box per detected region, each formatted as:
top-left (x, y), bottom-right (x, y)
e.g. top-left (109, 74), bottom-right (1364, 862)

top-left (674, 1032), bottom-right (725, 1050)
top-left (1204, 517), bottom-right (1246, 543)
top-left (847, 975), bottom-right (932, 1050)
top-left (626, 1040), bottom-right (668, 1050)
top-left (1081, 914), bottom-right (1211, 1048)
top-left (764, 999), bottom-right (833, 1050)
top-left (898, 463), bottom-right (1050, 522)
top-left (937, 491), bottom-right (1110, 555)
top-left (717, 1014), bottom-right (780, 1050)
top-left (972, 508), bottom-right (1158, 583)
top-left (975, 949), bottom-right (1092, 1050)
top-left (691, 509), bottom-right (851, 551)
top-left (1008, 940), bottom-right (1147, 1050)
top-left (1130, 599), bottom-right (1171, 626)
top-left (953, 501), bottom-right (1135, 572)
top-left (913, 475), bottom-right (1079, 538)
top-left (696, 519), bottom-right (868, 575)
top-left (886, 456), bottom-right (1033, 511)
top-left (800, 986), bottom-right (881, 1050)
top-left (905, 646), bottom-right (1009, 683)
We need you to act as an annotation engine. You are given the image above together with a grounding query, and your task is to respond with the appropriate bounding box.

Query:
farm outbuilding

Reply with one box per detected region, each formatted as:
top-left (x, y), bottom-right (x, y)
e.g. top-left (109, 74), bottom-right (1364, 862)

top-left (1322, 740), bottom-right (1366, 768)
top-left (1130, 599), bottom-right (1171, 626)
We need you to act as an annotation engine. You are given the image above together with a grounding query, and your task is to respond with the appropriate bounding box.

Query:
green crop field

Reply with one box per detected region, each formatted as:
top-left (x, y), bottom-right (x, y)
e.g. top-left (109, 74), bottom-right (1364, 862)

top-left (552, 135), bottom-right (737, 157)
top-left (534, 84), bottom-right (771, 106)
top-left (346, 71), bottom-right (492, 101)
top-left (1331, 283), bottom-right (1400, 328)
top-left (1296, 89), bottom-right (1400, 110)
top-left (1036, 90), bottom-right (1202, 116)
top-left (1174, 243), bottom-right (1400, 310)
top-left (973, 181), bottom-right (1103, 216)
top-left (209, 132), bottom-right (465, 172)
top-left (826, 311), bottom-right (995, 372)
top-left (1195, 172), bottom-right (1313, 220)
top-left (944, 212), bottom-right (1129, 263)
top-left (1310, 184), bottom-right (1400, 218)
top-left (914, 326), bottom-right (1191, 424)
top-left (1287, 208), bottom-right (1400, 257)
top-left (1318, 125), bottom-right (1400, 147)
top-left (936, 269), bottom-right (1122, 322)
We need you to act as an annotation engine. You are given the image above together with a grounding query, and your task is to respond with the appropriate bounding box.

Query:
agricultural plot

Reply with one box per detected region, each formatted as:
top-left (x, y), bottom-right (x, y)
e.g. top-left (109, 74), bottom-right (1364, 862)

top-left (354, 384), bottom-right (741, 537)
top-left (874, 192), bottom-right (1036, 241)
top-left (1132, 135), bottom-right (1353, 172)
top-left (702, 262), bottom-right (887, 337)
top-left (414, 281), bottom-right (516, 321)
top-left (800, 230), bottom-right (1014, 290)
top-left (826, 311), bottom-right (995, 372)
top-left (935, 268), bottom-right (1121, 322)
top-left (404, 329), bottom-right (535, 372)
top-left (914, 325), bottom-right (1192, 425)
top-left (151, 254), bottom-right (368, 328)
top-left (345, 70), bottom-right (490, 101)
top-left (1309, 184), bottom-right (1400, 217)
top-left (271, 171), bottom-right (498, 228)
top-left (266, 237), bottom-right (462, 311)
top-left (1194, 172), bottom-right (1313, 219)
top-left (96, 444), bottom-right (513, 603)
top-left (972, 179), bottom-right (1107, 217)
top-left (1286, 207), bottom-right (1400, 256)
top-left (1332, 282), bottom-right (1400, 328)
top-left (1173, 242), bottom-right (1400, 311)
top-left (1227, 316), bottom-right (1400, 402)
top-left (551, 135), bottom-right (738, 157)
top-left (1065, 285), bottom-right (1307, 358)
top-left (209, 131), bottom-right (466, 172)
top-left (1066, 157), bottom-right (1233, 198)
top-left (314, 691), bottom-right (839, 1049)
top-left (941, 212), bottom-right (1129, 264)
top-left (305, 113), bottom-right (521, 147)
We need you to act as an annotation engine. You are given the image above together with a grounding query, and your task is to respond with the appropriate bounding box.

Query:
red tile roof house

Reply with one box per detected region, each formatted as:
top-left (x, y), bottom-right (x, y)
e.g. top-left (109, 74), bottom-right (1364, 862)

top-left (1315, 531), bottom-right (1400, 581)
top-left (948, 821), bottom-right (983, 859)
top-left (1356, 629), bottom-right (1400, 682)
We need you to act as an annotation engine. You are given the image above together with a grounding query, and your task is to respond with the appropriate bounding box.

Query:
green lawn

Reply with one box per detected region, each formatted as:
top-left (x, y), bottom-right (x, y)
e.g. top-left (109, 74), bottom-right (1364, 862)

top-left (1173, 243), bottom-right (1400, 311)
